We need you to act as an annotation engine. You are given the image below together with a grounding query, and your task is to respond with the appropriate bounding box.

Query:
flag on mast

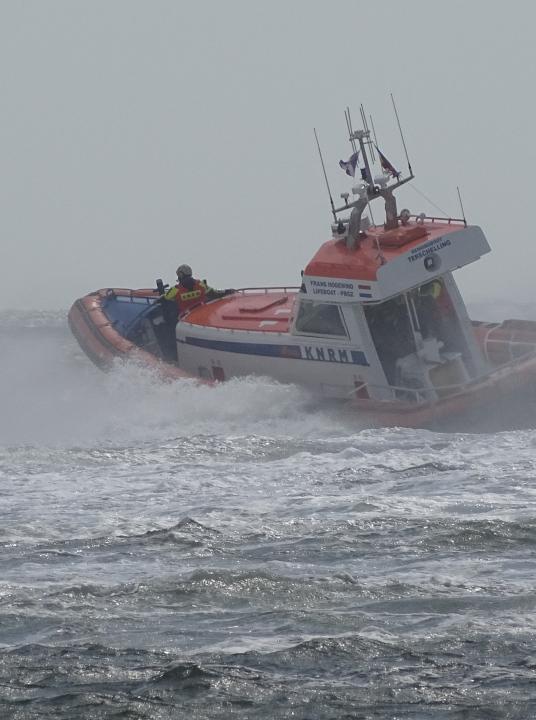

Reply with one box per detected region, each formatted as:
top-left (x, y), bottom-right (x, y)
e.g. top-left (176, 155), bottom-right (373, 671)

top-left (339, 152), bottom-right (360, 177)
top-left (375, 146), bottom-right (400, 179)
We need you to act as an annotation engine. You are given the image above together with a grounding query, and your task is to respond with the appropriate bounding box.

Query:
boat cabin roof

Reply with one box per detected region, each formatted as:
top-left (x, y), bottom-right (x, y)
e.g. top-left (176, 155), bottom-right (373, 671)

top-left (303, 220), bottom-right (490, 303)
top-left (305, 221), bottom-right (461, 281)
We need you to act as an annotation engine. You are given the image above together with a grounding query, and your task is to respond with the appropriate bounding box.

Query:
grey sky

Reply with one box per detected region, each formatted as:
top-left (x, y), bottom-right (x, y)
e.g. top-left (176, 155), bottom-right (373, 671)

top-left (1, 0), bottom-right (534, 310)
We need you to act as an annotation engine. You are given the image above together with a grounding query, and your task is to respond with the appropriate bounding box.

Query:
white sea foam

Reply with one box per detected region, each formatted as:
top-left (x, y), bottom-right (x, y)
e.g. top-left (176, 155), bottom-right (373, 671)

top-left (0, 325), bottom-right (357, 446)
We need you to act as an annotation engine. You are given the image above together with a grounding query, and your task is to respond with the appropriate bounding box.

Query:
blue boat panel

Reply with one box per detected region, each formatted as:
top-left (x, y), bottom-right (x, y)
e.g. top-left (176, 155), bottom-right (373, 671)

top-left (102, 295), bottom-right (155, 336)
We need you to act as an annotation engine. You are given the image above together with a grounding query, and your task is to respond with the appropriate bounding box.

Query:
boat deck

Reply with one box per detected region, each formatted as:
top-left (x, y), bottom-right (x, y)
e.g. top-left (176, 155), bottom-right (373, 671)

top-left (185, 289), bottom-right (298, 333)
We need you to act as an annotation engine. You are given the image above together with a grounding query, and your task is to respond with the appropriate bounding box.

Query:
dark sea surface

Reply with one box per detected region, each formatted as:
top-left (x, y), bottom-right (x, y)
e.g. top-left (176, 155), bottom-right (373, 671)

top-left (2, 310), bottom-right (536, 719)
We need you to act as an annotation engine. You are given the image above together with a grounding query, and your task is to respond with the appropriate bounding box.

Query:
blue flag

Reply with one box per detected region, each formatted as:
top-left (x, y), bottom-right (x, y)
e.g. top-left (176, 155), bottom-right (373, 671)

top-left (339, 152), bottom-right (360, 177)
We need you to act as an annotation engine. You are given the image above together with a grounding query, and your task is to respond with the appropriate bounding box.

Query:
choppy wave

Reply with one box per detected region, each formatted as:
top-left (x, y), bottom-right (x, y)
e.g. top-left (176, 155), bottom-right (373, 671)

top-left (3, 311), bottom-right (536, 717)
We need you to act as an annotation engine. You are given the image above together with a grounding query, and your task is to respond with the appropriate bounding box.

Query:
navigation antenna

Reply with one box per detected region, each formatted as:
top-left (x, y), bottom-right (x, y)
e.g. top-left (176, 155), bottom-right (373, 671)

top-left (359, 105), bottom-right (385, 262)
top-left (346, 106), bottom-right (374, 187)
top-left (360, 105), bottom-right (376, 163)
top-left (344, 108), bottom-right (358, 156)
top-left (391, 93), bottom-right (413, 176)
top-left (345, 106), bottom-right (375, 226)
top-left (457, 186), bottom-right (467, 227)
top-left (369, 114), bottom-right (379, 148)
top-left (314, 128), bottom-right (337, 222)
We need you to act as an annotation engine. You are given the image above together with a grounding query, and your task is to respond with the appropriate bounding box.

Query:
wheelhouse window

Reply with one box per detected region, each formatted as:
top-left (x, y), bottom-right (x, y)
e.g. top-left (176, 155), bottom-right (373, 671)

top-left (294, 301), bottom-right (347, 337)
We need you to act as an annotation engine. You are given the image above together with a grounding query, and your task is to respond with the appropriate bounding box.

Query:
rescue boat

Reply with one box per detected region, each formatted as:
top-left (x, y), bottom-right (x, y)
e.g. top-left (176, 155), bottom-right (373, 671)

top-left (68, 109), bottom-right (536, 428)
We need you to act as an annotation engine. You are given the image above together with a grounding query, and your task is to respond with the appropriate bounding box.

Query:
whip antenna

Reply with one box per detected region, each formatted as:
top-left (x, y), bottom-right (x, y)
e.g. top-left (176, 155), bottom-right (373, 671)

top-left (457, 186), bottom-right (467, 227)
top-left (314, 128), bottom-right (337, 222)
top-left (391, 93), bottom-right (413, 176)
top-left (360, 104), bottom-right (375, 162)
top-left (345, 108), bottom-right (358, 156)
top-left (369, 114), bottom-right (379, 148)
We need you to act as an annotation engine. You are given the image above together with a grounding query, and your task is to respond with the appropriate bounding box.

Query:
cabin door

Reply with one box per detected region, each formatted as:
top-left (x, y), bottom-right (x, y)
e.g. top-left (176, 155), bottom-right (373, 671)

top-left (364, 296), bottom-right (417, 387)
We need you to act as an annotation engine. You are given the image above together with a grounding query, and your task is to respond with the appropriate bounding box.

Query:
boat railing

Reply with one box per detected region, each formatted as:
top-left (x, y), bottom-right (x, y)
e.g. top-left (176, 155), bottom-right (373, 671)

top-left (104, 287), bottom-right (300, 301)
top-left (104, 288), bottom-right (159, 303)
top-left (352, 346), bottom-right (536, 406)
top-left (405, 214), bottom-right (466, 226)
top-left (352, 380), bottom-right (437, 405)
top-left (482, 335), bottom-right (536, 365)
top-left (236, 287), bottom-right (300, 294)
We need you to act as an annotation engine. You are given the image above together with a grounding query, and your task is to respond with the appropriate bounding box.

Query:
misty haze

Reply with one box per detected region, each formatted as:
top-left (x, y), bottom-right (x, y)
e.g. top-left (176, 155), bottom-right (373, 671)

top-left (2, 2), bottom-right (536, 718)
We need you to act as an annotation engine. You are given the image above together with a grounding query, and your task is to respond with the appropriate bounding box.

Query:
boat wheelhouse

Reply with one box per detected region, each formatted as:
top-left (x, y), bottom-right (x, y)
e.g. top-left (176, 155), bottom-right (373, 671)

top-left (174, 114), bottom-right (490, 407)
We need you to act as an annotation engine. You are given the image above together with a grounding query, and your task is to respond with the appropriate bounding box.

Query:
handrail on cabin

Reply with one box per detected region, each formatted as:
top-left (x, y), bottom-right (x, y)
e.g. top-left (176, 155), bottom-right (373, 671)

top-left (405, 214), bottom-right (466, 225)
top-left (236, 286), bottom-right (300, 294)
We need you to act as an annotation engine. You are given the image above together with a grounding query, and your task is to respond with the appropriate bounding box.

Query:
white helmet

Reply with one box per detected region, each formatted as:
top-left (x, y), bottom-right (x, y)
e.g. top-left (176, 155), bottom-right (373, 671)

top-left (176, 264), bottom-right (192, 278)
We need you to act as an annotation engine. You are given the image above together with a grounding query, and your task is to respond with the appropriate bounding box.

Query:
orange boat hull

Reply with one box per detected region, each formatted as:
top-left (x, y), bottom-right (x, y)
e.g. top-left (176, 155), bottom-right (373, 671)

top-left (68, 289), bottom-right (203, 383)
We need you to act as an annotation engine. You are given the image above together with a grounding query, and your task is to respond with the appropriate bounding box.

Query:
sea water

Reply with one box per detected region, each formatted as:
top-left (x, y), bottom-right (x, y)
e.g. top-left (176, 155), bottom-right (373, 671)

top-left (2, 311), bottom-right (536, 719)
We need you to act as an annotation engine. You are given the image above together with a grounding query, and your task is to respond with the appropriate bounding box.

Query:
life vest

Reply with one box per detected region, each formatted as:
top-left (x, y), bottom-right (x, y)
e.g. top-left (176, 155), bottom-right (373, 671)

top-left (164, 279), bottom-right (208, 314)
top-left (422, 280), bottom-right (452, 314)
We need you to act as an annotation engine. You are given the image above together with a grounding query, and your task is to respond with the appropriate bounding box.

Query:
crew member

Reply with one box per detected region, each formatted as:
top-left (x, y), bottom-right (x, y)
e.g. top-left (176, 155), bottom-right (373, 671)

top-left (162, 264), bottom-right (235, 316)
top-left (418, 279), bottom-right (457, 349)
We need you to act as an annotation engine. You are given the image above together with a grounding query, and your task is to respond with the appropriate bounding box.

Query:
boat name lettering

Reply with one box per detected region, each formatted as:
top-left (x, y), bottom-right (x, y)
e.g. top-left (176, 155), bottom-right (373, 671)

top-left (310, 279), bottom-right (356, 297)
top-left (408, 236), bottom-right (451, 262)
top-left (312, 288), bottom-right (337, 296)
top-left (302, 346), bottom-right (368, 366)
top-left (311, 279), bottom-right (354, 289)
